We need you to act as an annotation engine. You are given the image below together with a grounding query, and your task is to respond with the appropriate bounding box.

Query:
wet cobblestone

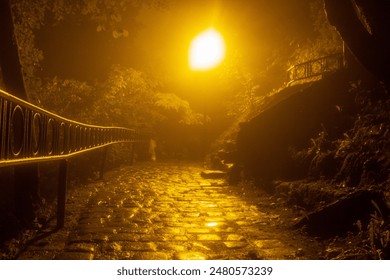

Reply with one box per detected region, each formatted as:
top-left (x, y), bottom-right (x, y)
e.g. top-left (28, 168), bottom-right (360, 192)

top-left (17, 161), bottom-right (323, 260)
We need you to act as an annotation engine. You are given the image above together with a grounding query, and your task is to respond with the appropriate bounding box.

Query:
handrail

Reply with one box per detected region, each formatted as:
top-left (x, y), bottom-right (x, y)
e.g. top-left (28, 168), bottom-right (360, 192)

top-left (1, 88), bottom-right (145, 228)
top-left (287, 52), bottom-right (345, 86)
top-left (0, 88), bottom-right (138, 167)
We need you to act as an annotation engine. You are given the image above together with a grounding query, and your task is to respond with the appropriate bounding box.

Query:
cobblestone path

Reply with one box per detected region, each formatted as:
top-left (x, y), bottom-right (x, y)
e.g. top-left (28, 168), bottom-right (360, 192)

top-left (17, 161), bottom-right (323, 260)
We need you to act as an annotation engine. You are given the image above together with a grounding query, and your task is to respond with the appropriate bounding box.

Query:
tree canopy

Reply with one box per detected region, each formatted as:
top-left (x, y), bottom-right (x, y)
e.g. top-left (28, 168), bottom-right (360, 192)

top-left (1, 0), bottom-right (358, 158)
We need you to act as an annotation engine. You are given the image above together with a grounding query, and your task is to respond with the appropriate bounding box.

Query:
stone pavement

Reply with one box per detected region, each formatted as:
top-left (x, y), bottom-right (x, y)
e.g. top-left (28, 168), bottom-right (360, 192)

top-left (17, 161), bottom-right (323, 260)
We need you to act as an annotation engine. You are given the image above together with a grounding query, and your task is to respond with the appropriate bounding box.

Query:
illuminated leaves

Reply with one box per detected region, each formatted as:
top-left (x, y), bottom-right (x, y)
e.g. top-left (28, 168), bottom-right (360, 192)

top-left (155, 92), bottom-right (188, 112)
top-left (154, 93), bottom-right (206, 125)
top-left (290, 0), bottom-right (343, 67)
top-left (112, 29), bottom-right (129, 39)
top-left (39, 77), bottom-right (94, 119)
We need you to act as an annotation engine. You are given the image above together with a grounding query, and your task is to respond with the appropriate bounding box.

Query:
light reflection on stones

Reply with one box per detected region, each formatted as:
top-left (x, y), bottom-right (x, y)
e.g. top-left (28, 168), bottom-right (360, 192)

top-left (205, 222), bottom-right (218, 227)
top-left (18, 162), bottom-right (322, 260)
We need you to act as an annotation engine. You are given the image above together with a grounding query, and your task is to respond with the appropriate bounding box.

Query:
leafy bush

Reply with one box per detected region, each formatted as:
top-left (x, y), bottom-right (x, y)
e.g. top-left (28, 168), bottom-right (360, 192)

top-left (292, 79), bottom-right (390, 187)
top-left (334, 84), bottom-right (390, 186)
top-left (367, 208), bottom-right (390, 259)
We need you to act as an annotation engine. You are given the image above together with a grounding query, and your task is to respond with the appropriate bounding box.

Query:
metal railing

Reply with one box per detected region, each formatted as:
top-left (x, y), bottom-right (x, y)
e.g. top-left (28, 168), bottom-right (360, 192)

top-left (0, 89), bottom-right (138, 166)
top-left (0, 88), bottom-right (144, 227)
top-left (287, 52), bottom-right (345, 86)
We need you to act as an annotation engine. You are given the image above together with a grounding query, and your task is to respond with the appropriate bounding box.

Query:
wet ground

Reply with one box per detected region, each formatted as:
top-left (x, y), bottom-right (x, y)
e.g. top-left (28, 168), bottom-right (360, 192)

top-left (17, 161), bottom-right (324, 260)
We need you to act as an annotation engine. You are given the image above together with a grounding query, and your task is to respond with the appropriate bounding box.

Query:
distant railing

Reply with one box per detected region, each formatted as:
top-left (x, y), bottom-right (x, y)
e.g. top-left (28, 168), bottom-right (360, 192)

top-left (287, 52), bottom-right (345, 86)
top-left (0, 88), bottom-right (145, 227)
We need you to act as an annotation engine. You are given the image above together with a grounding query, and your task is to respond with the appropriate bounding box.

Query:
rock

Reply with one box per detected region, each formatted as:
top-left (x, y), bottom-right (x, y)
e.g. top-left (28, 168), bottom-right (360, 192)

top-left (201, 170), bottom-right (226, 179)
top-left (295, 248), bottom-right (305, 257)
top-left (293, 189), bottom-right (389, 237)
top-left (227, 164), bottom-right (242, 184)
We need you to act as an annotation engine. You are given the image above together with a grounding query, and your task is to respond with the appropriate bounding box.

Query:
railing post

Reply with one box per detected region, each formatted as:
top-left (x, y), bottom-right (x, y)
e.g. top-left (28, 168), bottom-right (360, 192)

top-left (99, 146), bottom-right (108, 180)
top-left (14, 163), bottom-right (40, 226)
top-left (130, 143), bottom-right (135, 165)
top-left (57, 159), bottom-right (68, 229)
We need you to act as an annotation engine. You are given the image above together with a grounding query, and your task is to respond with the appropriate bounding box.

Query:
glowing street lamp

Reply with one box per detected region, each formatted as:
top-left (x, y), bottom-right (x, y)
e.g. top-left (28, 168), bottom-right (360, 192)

top-left (189, 28), bottom-right (226, 71)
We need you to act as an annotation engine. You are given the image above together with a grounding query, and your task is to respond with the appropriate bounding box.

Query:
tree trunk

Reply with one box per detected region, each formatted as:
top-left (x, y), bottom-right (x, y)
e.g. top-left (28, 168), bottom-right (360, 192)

top-left (0, 0), bottom-right (27, 96)
top-left (323, 0), bottom-right (390, 86)
top-left (0, 0), bottom-right (40, 226)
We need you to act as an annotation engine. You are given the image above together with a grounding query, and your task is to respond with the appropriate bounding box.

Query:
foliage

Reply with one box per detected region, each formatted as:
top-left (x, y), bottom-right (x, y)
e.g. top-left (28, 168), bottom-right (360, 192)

top-left (292, 126), bottom-right (338, 179)
top-left (8, 0), bottom-right (206, 162)
top-left (36, 64), bottom-right (205, 131)
top-left (333, 82), bottom-right (390, 186)
top-left (328, 205), bottom-right (390, 260)
top-left (217, 0), bottom-right (343, 125)
top-left (367, 208), bottom-right (390, 259)
top-left (222, 71), bottom-right (260, 118)
top-left (155, 92), bottom-right (206, 125)
top-left (10, 0), bottom-right (169, 102)
top-left (91, 65), bottom-right (160, 128)
top-left (14, 0), bottom-right (167, 35)
top-left (91, 65), bottom-right (206, 129)
top-left (38, 77), bottom-right (94, 120)
top-left (289, 0), bottom-right (343, 67)
top-left (294, 80), bottom-right (390, 186)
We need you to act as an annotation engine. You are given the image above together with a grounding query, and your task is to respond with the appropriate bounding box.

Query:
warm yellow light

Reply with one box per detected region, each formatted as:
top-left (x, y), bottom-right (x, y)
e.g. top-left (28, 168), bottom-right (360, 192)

top-left (189, 28), bottom-right (225, 71)
top-left (206, 222), bottom-right (218, 227)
